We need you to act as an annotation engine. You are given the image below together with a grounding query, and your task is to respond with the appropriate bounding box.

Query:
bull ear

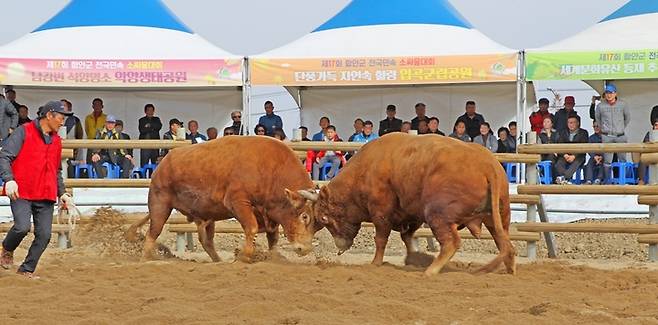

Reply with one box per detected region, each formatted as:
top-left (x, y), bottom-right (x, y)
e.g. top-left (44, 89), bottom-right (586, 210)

top-left (284, 188), bottom-right (305, 209)
top-left (297, 189), bottom-right (318, 202)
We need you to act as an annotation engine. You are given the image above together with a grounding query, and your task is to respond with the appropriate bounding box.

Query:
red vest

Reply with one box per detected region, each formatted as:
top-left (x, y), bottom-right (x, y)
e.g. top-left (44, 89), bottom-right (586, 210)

top-left (12, 121), bottom-right (62, 201)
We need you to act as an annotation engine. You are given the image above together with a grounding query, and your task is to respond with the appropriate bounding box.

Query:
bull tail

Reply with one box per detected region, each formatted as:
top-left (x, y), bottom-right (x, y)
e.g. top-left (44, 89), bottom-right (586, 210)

top-left (476, 165), bottom-right (516, 275)
top-left (125, 214), bottom-right (150, 242)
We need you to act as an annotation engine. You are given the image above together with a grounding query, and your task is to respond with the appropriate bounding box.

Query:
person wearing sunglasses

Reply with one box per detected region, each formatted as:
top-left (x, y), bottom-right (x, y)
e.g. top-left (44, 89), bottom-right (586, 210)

top-left (230, 111), bottom-right (246, 135)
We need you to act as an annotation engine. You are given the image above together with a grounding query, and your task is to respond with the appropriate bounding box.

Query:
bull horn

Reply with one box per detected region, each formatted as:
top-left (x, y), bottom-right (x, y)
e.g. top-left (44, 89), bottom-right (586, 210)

top-left (297, 189), bottom-right (318, 202)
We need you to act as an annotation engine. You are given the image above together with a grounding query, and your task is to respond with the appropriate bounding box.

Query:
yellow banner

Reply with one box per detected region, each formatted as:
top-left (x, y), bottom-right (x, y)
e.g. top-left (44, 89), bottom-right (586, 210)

top-left (251, 54), bottom-right (517, 86)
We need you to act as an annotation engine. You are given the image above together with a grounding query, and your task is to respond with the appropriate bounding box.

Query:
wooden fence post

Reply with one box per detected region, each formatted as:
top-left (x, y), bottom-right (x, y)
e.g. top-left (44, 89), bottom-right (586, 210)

top-left (649, 130), bottom-right (658, 262)
top-left (525, 131), bottom-right (538, 260)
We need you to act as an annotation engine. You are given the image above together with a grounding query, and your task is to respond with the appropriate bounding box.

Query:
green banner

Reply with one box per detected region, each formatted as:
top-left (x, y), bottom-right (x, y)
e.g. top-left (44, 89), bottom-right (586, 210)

top-left (526, 50), bottom-right (658, 81)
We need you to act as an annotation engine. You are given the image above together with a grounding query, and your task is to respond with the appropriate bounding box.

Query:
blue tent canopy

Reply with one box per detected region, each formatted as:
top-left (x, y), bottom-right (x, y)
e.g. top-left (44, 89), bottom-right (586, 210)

top-left (601, 0), bottom-right (658, 22)
top-left (34, 0), bottom-right (192, 33)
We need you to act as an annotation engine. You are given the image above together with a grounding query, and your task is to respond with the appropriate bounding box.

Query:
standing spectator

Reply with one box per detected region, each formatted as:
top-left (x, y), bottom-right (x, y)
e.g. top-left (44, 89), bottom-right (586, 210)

top-left (91, 115), bottom-right (134, 179)
top-left (554, 116), bottom-right (589, 184)
top-left (0, 100), bottom-right (74, 278)
top-left (308, 125), bottom-right (344, 180)
top-left (230, 111), bottom-right (246, 135)
top-left (449, 120), bottom-right (471, 142)
top-left (5, 89), bottom-right (20, 110)
top-left (538, 116), bottom-right (560, 166)
top-left (17, 105), bottom-right (31, 126)
top-left (222, 127), bottom-right (235, 136)
top-left (0, 95), bottom-right (18, 141)
top-left (353, 120), bottom-right (379, 143)
top-left (496, 127), bottom-right (514, 153)
top-left (427, 117), bottom-right (445, 135)
top-left (378, 104), bottom-right (402, 136)
top-left (254, 124), bottom-right (267, 135)
top-left (159, 118), bottom-right (182, 160)
top-left (299, 126), bottom-right (311, 141)
top-left (115, 120), bottom-right (134, 170)
top-left (529, 98), bottom-right (554, 134)
top-left (186, 120), bottom-right (207, 144)
top-left (312, 117), bottom-right (330, 141)
top-left (585, 121), bottom-right (605, 185)
top-left (595, 84), bottom-right (630, 164)
top-left (639, 119), bottom-right (658, 185)
top-left (456, 100), bottom-right (485, 140)
top-left (61, 99), bottom-right (84, 177)
top-left (348, 118), bottom-right (364, 141)
top-left (554, 96), bottom-right (580, 134)
top-left (400, 121), bottom-right (412, 133)
top-left (258, 101), bottom-right (282, 136)
top-left (506, 121), bottom-right (518, 152)
top-left (589, 95), bottom-right (601, 121)
top-left (473, 122), bottom-right (498, 153)
top-left (651, 105), bottom-right (658, 128)
top-left (411, 102), bottom-right (429, 130)
top-left (417, 120), bottom-right (430, 135)
top-left (138, 103), bottom-right (162, 167)
top-left (84, 98), bottom-right (107, 139)
top-left (207, 127), bottom-right (218, 140)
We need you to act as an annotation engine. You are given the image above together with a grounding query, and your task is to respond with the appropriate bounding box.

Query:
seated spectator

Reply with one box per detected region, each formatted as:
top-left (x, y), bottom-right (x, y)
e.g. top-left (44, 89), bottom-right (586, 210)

top-left (554, 96), bottom-right (580, 134)
top-left (186, 120), bottom-right (207, 144)
top-left (207, 127), bottom-right (218, 139)
top-left (529, 98), bottom-right (554, 134)
top-left (307, 125), bottom-right (345, 180)
top-left (496, 127), bottom-right (514, 153)
top-left (379, 104), bottom-right (402, 136)
top-left (455, 100), bottom-right (485, 140)
top-left (507, 121), bottom-right (517, 151)
top-left (312, 117), bottom-right (330, 141)
top-left (353, 120), bottom-right (379, 143)
top-left (638, 119), bottom-right (658, 185)
top-left (538, 116), bottom-right (559, 164)
top-left (585, 121), bottom-right (605, 185)
top-left (115, 120), bottom-right (130, 140)
top-left (91, 115), bottom-right (134, 178)
top-left (159, 118), bottom-right (182, 160)
top-left (222, 127), bottom-right (234, 136)
top-left (473, 122), bottom-right (497, 153)
top-left (254, 124), bottom-right (267, 135)
top-left (17, 105), bottom-right (31, 126)
top-left (417, 120), bottom-right (430, 135)
top-left (299, 126), bottom-right (311, 141)
top-left (427, 117), bottom-right (445, 135)
top-left (449, 120), bottom-right (471, 142)
top-left (554, 116), bottom-right (589, 184)
top-left (273, 128), bottom-right (287, 141)
top-left (348, 118), bottom-right (364, 141)
top-left (400, 121), bottom-right (412, 133)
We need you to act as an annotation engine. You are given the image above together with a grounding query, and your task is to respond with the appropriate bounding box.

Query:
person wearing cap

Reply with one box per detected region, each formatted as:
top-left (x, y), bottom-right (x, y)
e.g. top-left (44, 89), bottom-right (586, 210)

top-left (594, 84), bottom-right (631, 164)
top-left (378, 104), bottom-right (402, 136)
top-left (554, 96), bottom-right (580, 134)
top-left (455, 100), bottom-right (486, 141)
top-left (91, 115), bottom-right (134, 178)
top-left (159, 118), bottom-right (183, 160)
top-left (0, 100), bottom-right (74, 278)
top-left (529, 98), bottom-right (555, 134)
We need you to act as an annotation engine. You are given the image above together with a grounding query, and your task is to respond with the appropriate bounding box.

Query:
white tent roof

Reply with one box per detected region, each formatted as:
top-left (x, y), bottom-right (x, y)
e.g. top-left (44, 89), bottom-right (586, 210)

top-left (0, 0), bottom-right (242, 88)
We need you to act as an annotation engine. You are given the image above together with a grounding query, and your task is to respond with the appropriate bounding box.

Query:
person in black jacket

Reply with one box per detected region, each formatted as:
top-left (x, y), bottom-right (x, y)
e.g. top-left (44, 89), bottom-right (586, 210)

top-left (455, 100), bottom-right (485, 141)
top-left (554, 116), bottom-right (589, 184)
top-left (138, 104), bottom-right (162, 167)
top-left (496, 127), bottom-right (514, 153)
top-left (378, 104), bottom-right (402, 136)
top-left (410, 102), bottom-right (429, 130)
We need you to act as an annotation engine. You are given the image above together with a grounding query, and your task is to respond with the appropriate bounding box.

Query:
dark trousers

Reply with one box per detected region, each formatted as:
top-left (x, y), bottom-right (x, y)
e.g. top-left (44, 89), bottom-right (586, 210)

top-left (555, 157), bottom-right (585, 179)
top-left (585, 161), bottom-right (605, 182)
top-left (93, 155), bottom-right (133, 178)
top-left (2, 199), bottom-right (54, 273)
top-left (140, 149), bottom-right (159, 167)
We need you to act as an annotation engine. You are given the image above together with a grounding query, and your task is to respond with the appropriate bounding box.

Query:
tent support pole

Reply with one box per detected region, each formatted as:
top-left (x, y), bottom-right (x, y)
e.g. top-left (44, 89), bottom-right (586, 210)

top-left (242, 58), bottom-right (251, 135)
top-left (297, 88), bottom-right (304, 128)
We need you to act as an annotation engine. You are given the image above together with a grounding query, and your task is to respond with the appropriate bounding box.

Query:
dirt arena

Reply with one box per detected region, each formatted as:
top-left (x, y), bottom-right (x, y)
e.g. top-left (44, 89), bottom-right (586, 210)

top-left (0, 210), bottom-right (657, 324)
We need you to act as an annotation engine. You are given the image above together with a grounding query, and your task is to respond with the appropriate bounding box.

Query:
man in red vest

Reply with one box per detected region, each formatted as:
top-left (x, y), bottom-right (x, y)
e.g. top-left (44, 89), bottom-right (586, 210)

top-left (0, 100), bottom-right (74, 279)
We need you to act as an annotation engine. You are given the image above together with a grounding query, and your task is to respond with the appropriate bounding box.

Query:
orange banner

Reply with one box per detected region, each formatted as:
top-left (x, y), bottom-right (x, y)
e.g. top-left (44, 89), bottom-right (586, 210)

top-left (251, 54), bottom-right (517, 86)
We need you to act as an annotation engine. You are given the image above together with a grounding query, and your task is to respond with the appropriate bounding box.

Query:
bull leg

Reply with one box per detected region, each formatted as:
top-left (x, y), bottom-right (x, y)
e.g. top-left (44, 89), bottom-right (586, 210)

top-left (143, 202), bottom-right (173, 261)
top-left (195, 219), bottom-right (221, 262)
top-left (227, 198), bottom-right (259, 263)
top-left (401, 223), bottom-right (421, 254)
top-left (372, 224), bottom-right (392, 266)
top-left (424, 222), bottom-right (461, 277)
top-left (479, 216), bottom-right (516, 275)
top-left (266, 228), bottom-right (280, 251)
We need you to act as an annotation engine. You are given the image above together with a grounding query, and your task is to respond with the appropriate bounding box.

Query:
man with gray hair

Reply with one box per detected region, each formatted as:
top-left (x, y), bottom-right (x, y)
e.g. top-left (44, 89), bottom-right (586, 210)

top-left (594, 84), bottom-right (631, 164)
top-left (229, 110), bottom-right (246, 135)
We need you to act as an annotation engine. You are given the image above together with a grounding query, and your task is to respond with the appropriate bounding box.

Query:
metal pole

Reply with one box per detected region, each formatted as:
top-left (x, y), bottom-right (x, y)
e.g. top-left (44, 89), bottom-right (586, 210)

top-left (297, 88), bottom-right (304, 128)
top-left (525, 132), bottom-right (538, 260)
top-left (242, 57), bottom-right (251, 135)
top-left (649, 130), bottom-right (658, 261)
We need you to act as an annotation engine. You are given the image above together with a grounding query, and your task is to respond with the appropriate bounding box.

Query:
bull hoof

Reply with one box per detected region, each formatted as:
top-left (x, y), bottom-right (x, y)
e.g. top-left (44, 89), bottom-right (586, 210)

top-left (370, 259), bottom-right (384, 266)
top-left (237, 253), bottom-right (254, 264)
top-left (423, 267), bottom-right (441, 277)
top-left (404, 252), bottom-right (435, 268)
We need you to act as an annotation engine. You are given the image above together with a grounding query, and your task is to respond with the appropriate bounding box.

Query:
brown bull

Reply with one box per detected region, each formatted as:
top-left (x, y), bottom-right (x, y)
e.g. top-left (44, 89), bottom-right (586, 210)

top-left (128, 136), bottom-right (317, 262)
top-left (299, 133), bottom-right (515, 276)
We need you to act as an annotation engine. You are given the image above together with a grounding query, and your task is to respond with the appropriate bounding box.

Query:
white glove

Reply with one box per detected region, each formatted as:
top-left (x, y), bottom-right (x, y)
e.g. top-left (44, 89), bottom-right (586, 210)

top-left (5, 180), bottom-right (18, 201)
top-left (60, 193), bottom-right (74, 210)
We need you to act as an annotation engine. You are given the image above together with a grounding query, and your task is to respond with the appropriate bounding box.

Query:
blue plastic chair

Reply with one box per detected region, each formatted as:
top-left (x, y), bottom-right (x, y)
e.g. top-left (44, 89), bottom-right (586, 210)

top-left (505, 163), bottom-right (518, 183)
top-left (319, 162), bottom-right (333, 181)
top-left (570, 166), bottom-right (584, 185)
top-left (610, 162), bottom-right (637, 185)
top-left (130, 167), bottom-right (143, 179)
top-left (142, 163), bottom-right (158, 179)
top-left (75, 164), bottom-right (96, 178)
top-left (101, 162), bottom-right (120, 179)
top-left (537, 160), bottom-right (553, 184)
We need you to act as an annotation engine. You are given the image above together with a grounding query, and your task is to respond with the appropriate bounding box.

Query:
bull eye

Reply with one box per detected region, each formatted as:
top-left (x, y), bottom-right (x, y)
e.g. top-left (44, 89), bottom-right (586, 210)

top-left (301, 213), bottom-right (310, 224)
top-left (321, 216), bottom-right (329, 223)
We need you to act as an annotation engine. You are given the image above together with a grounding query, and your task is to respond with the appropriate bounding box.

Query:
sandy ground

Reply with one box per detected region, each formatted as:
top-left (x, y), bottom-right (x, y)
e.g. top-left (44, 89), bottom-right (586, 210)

top-left (0, 209), bottom-right (657, 324)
